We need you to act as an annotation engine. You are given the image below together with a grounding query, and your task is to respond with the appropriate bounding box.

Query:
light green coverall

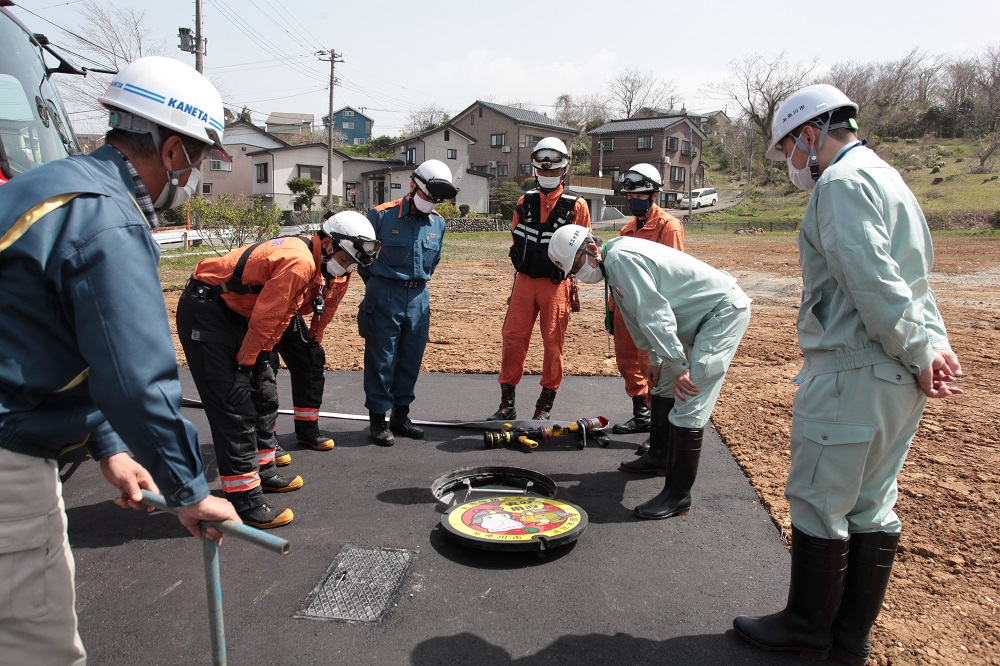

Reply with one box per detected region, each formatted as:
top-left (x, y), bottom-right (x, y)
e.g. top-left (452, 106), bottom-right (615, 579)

top-left (788, 142), bottom-right (953, 539)
top-left (603, 237), bottom-right (751, 429)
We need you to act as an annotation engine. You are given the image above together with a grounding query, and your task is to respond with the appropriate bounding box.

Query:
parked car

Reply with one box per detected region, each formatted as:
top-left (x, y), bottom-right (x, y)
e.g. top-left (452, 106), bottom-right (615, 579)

top-left (679, 187), bottom-right (718, 209)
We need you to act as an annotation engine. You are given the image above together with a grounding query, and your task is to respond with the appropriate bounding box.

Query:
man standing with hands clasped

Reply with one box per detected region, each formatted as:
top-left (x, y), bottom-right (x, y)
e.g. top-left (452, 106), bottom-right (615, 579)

top-left (732, 84), bottom-right (963, 666)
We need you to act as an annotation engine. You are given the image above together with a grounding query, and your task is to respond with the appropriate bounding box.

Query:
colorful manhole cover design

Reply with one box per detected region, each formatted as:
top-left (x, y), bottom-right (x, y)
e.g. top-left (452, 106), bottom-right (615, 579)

top-left (441, 495), bottom-right (587, 552)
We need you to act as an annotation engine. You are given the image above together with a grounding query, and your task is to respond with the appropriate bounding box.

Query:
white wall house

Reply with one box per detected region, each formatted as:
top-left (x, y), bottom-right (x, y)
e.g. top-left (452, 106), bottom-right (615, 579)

top-left (203, 122), bottom-right (288, 201)
top-left (386, 124), bottom-right (490, 213)
top-left (246, 143), bottom-right (350, 211)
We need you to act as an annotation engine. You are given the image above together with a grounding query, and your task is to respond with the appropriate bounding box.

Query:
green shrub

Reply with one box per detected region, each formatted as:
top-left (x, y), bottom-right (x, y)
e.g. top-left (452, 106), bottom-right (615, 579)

top-left (459, 204), bottom-right (470, 216)
top-left (435, 202), bottom-right (460, 219)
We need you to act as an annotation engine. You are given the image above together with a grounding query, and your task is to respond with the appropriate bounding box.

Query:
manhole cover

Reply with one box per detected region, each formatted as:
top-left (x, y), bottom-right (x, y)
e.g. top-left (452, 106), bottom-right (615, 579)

top-left (430, 466), bottom-right (558, 507)
top-left (441, 495), bottom-right (588, 553)
top-left (294, 545), bottom-right (416, 624)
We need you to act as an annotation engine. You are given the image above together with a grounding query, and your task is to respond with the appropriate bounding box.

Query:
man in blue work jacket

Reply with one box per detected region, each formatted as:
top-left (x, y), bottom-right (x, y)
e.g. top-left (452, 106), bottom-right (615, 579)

top-left (732, 84), bottom-right (964, 666)
top-left (359, 160), bottom-right (457, 446)
top-left (0, 57), bottom-right (239, 664)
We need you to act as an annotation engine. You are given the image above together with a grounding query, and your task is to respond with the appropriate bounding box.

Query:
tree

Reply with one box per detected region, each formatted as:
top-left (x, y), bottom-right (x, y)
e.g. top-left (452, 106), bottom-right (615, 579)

top-left (54, 1), bottom-right (167, 131)
top-left (975, 45), bottom-right (1000, 134)
top-left (553, 93), bottom-right (612, 132)
top-left (707, 52), bottom-right (816, 140)
top-left (287, 177), bottom-right (320, 211)
top-left (184, 194), bottom-right (283, 252)
top-left (939, 58), bottom-right (978, 138)
top-left (495, 181), bottom-right (525, 219)
top-left (404, 105), bottom-right (450, 135)
top-left (605, 68), bottom-right (677, 118)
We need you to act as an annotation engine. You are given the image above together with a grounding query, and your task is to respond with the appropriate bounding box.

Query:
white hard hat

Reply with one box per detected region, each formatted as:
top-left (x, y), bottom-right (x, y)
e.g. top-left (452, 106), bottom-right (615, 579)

top-left (548, 225), bottom-right (591, 275)
top-left (766, 84), bottom-right (858, 161)
top-left (620, 163), bottom-right (663, 193)
top-left (531, 137), bottom-right (570, 170)
top-left (99, 56), bottom-right (231, 160)
top-left (321, 210), bottom-right (380, 267)
top-left (412, 159), bottom-right (458, 201)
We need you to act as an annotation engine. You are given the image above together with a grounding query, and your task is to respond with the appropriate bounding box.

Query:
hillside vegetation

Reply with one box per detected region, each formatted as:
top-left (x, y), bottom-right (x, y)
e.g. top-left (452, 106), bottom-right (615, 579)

top-left (703, 136), bottom-right (1000, 230)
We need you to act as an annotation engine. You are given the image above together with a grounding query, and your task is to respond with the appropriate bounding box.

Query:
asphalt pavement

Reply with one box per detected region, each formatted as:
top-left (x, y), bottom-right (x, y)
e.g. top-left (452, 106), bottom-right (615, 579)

top-left (62, 369), bottom-right (803, 665)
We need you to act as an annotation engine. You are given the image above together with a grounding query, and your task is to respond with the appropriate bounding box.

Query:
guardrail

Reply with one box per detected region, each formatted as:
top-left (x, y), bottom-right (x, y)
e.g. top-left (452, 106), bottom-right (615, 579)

top-left (152, 227), bottom-right (205, 248)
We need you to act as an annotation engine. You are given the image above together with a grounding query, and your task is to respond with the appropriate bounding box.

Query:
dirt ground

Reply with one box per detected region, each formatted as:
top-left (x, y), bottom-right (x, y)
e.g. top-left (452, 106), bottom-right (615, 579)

top-left (166, 234), bottom-right (1000, 665)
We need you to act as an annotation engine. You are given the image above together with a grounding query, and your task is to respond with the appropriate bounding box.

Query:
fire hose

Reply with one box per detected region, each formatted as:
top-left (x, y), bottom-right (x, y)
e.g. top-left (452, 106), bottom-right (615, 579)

top-left (140, 490), bottom-right (290, 666)
top-left (483, 416), bottom-right (610, 450)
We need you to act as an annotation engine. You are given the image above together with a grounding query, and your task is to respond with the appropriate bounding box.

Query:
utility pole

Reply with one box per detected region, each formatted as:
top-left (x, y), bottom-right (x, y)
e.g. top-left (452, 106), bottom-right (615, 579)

top-left (178, 0), bottom-right (206, 73)
top-left (317, 48), bottom-right (343, 210)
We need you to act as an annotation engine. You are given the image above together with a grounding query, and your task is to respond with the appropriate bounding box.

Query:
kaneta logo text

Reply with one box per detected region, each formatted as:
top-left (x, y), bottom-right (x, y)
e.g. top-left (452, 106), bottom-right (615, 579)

top-left (167, 98), bottom-right (209, 123)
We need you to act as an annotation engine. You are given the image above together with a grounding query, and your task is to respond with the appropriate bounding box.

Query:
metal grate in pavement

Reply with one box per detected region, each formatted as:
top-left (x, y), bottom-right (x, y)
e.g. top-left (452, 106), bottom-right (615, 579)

top-left (294, 545), bottom-right (416, 624)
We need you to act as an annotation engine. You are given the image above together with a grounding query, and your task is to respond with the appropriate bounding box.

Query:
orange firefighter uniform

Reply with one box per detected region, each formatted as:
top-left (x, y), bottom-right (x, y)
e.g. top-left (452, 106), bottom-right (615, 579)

top-left (499, 187), bottom-right (591, 391)
top-left (176, 235), bottom-right (322, 519)
top-left (612, 204), bottom-right (685, 397)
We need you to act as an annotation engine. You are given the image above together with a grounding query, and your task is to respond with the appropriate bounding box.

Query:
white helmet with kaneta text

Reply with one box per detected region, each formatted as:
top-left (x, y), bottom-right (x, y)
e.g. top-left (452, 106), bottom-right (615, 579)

top-left (99, 56), bottom-right (231, 160)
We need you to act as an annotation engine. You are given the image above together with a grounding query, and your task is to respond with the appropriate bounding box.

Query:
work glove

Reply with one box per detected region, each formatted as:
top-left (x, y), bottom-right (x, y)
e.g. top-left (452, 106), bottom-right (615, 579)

top-left (228, 365), bottom-right (254, 405)
top-left (254, 352), bottom-right (275, 384)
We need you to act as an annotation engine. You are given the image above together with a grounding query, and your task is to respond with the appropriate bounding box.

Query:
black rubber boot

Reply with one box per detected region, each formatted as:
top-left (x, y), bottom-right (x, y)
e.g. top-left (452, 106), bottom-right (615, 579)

top-left (633, 425), bottom-right (702, 518)
top-left (369, 411), bottom-right (394, 447)
top-left (612, 395), bottom-right (651, 434)
top-left (634, 398), bottom-right (673, 455)
top-left (389, 405), bottom-right (424, 439)
top-left (532, 387), bottom-right (556, 420)
top-left (274, 443), bottom-right (291, 467)
top-left (260, 469), bottom-right (304, 493)
top-left (830, 532), bottom-right (900, 666)
top-left (733, 526), bottom-right (851, 660)
top-left (620, 396), bottom-right (672, 474)
top-left (231, 489), bottom-right (294, 529)
top-left (487, 383), bottom-right (516, 421)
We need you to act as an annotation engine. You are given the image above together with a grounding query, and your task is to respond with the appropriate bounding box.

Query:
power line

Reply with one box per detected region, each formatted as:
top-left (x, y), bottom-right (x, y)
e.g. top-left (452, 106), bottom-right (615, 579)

top-left (12, 4), bottom-right (119, 67)
top-left (244, 0), bottom-right (325, 55)
top-left (206, 0), bottom-right (325, 84)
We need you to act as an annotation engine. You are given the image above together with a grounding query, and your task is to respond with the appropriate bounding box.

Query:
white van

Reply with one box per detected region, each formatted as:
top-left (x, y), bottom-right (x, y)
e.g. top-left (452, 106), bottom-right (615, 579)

top-left (679, 187), bottom-right (718, 209)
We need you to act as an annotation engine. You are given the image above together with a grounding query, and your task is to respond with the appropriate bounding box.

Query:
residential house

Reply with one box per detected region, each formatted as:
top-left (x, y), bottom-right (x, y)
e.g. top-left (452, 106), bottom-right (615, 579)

top-left (342, 156), bottom-right (404, 210)
top-left (588, 115), bottom-right (709, 205)
top-left (323, 106), bottom-right (374, 146)
top-left (450, 100), bottom-right (578, 186)
top-left (631, 106), bottom-right (732, 138)
top-left (204, 121), bottom-right (288, 201)
top-left (246, 143), bottom-right (350, 211)
top-left (382, 124), bottom-right (490, 213)
top-left (264, 112), bottom-right (315, 138)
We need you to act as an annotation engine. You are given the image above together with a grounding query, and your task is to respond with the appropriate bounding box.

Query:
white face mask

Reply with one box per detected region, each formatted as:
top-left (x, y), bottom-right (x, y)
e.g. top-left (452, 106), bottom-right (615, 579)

top-left (412, 193), bottom-right (436, 214)
top-left (536, 175), bottom-right (562, 190)
top-left (575, 255), bottom-right (604, 284)
top-left (786, 143), bottom-right (817, 192)
top-left (325, 256), bottom-right (355, 277)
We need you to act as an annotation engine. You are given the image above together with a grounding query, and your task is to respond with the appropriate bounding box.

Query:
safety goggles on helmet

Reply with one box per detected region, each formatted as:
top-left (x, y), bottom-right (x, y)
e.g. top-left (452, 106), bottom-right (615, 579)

top-left (326, 232), bottom-right (381, 267)
top-left (620, 171), bottom-right (655, 192)
top-left (531, 149), bottom-right (567, 170)
top-left (413, 173), bottom-right (458, 203)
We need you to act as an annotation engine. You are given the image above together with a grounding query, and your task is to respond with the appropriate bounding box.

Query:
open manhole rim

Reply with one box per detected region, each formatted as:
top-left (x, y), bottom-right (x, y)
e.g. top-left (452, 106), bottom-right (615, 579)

top-left (430, 465), bottom-right (558, 507)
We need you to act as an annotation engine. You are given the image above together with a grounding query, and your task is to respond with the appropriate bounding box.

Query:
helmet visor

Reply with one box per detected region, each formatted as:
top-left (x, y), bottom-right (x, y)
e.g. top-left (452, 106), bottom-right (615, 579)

top-left (620, 171), bottom-right (653, 192)
top-left (420, 178), bottom-right (458, 203)
top-left (532, 149), bottom-right (566, 169)
top-left (328, 232), bottom-right (382, 267)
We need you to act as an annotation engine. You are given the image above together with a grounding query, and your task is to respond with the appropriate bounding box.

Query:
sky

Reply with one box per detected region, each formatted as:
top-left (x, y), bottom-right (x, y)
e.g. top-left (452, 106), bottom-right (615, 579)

top-left (12, 0), bottom-right (1000, 136)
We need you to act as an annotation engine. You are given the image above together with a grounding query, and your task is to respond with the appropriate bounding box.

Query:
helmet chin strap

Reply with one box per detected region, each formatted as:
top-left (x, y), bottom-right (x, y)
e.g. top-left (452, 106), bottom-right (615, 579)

top-left (793, 116), bottom-right (832, 182)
